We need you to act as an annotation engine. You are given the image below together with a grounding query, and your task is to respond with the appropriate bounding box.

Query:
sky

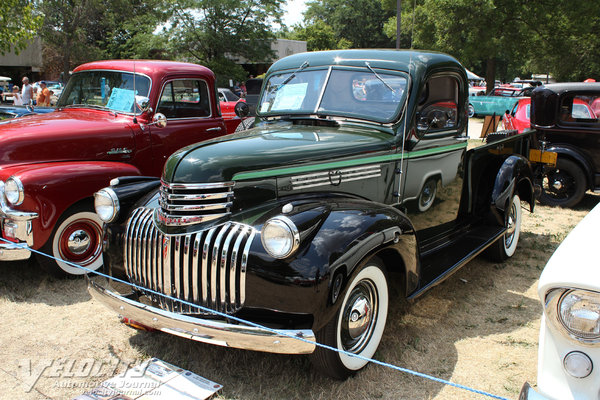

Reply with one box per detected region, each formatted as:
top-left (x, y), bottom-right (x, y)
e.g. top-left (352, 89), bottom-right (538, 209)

top-left (282, 0), bottom-right (308, 27)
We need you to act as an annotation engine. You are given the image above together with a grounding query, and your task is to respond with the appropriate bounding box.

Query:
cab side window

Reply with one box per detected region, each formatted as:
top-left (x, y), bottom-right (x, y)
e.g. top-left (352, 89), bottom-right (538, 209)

top-left (417, 76), bottom-right (459, 135)
top-left (157, 79), bottom-right (211, 119)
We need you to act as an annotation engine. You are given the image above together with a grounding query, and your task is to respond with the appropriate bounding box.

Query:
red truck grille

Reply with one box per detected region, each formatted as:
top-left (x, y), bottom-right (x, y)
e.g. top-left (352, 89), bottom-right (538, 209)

top-left (157, 180), bottom-right (234, 226)
top-left (124, 207), bottom-right (256, 315)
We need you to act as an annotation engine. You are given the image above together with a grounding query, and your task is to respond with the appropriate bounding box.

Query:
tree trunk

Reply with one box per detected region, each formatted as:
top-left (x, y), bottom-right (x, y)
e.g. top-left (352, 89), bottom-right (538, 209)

top-left (485, 57), bottom-right (496, 94)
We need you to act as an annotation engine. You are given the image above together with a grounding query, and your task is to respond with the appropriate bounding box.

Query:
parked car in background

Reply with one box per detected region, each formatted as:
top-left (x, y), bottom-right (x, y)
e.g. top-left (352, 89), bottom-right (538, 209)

top-left (469, 86), bottom-right (533, 117)
top-left (244, 78), bottom-right (263, 116)
top-left (0, 105), bottom-right (54, 120)
top-left (217, 87), bottom-right (245, 131)
top-left (0, 60), bottom-right (240, 276)
top-left (89, 49), bottom-right (538, 379)
top-left (520, 202), bottom-right (600, 400)
top-left (530, 83), bottom-right (600, 207)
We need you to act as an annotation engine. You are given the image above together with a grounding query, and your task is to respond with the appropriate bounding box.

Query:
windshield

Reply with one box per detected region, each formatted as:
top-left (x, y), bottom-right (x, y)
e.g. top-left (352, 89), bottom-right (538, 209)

top-left (258, 68), bottom-right (407, 123)
top-left (57, 70), bottom-right (151, 113)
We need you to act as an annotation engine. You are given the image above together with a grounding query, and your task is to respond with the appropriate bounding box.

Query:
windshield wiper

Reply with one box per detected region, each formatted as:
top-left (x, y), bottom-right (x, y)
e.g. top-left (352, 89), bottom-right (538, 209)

top-left (365, 62), bottom-right (396, 94)
top-left (275, 60), bottom-right (309, 91)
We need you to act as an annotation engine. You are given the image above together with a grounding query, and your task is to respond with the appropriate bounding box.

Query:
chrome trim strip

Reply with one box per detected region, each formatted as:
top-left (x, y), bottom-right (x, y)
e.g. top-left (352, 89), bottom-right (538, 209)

top-left (192, 232), bottom-right (203, 303)
top-left (290, 165), bottom-right (382, 190)
top-left (155, 211), bottom-right (229, 227)
top-left (162, 235), bottom-right (172, 298)
top-left (163, 192), bottom-right (231, 201)
top-left (158, 201), bottom-right (233, 212)
top-left (161, 180), bottom-right (235, 190)
top-left (230, 225), bottom-right (250, 308)
top-left (202, 227), bottom-right (216, 304)
top-left (173, 236), bottom-right (181, 299)
top-left (88, 278), bottom-right (316, 355)
top-left (183, 235), bottom-right (191, 301)
top-left (221, 225), bottom-right (240, 310)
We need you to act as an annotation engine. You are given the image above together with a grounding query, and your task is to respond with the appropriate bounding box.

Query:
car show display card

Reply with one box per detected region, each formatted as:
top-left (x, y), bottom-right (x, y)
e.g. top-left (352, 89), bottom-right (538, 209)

top-left (73, 358), bottom-right (222, 400)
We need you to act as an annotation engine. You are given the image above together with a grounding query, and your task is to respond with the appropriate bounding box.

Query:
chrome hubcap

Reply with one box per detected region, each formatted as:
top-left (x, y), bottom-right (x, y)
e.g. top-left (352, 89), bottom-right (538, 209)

top-left (67, 230), bottom-right (91, 255)
top-left (341, 280), bottom-right (378, 353)
top-left (552, 179), bottom-right (563, 191)
top-left (505, 202), bottom-right (517, 248)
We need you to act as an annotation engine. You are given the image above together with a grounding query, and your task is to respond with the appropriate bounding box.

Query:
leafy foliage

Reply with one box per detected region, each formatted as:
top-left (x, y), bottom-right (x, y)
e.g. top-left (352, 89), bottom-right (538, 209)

top-left (0, 0), bottom-right (42, 55)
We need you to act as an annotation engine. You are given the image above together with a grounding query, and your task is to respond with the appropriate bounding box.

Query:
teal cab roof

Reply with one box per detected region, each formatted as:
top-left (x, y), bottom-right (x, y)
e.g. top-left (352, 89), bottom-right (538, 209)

top-left (266, 49), bottom-right (466, 83)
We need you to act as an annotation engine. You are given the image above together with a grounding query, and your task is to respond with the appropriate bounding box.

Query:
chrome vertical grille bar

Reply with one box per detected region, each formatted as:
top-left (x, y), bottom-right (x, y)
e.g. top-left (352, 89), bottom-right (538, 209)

top-left (240, 229), bottom-right (256, 305)
top-left (220, 225), bottom-right (240, 309)
top-left (123, 207), bottom-right (256, 315)
top-left (230, 225), bottom-right (250, 309)
top-left (211, 224), bottom-right (231, 306)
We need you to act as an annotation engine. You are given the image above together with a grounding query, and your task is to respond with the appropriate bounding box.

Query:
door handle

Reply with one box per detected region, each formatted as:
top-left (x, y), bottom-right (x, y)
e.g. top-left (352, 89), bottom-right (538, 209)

top-left (207, 127), bottom-right (222, 132)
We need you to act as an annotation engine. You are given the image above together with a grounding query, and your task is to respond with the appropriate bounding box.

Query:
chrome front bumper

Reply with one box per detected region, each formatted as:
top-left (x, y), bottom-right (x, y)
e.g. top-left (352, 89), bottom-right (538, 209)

top-left (88, 278), bottom-right (316, 355)
top-left (519, 383), bottom-right (551, 400)
top-left (0, 241), bottom-right (31, 260)
top-left (0, 181), bottom-right (37, 260)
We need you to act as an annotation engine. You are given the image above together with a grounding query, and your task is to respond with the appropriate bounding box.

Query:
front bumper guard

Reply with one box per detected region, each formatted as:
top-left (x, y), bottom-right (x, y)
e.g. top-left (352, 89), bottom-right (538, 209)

top-left (88, 278), bottom-right (317, 355)
top-left (519, 382), bottom-right (552, 400)
top-left (0, 181), bottom-right (37, 260)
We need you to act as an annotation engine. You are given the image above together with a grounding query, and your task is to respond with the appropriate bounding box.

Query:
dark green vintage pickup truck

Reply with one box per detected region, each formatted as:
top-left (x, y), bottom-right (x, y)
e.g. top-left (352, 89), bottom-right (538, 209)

top-left (88, 49), bottom-right (537, 379)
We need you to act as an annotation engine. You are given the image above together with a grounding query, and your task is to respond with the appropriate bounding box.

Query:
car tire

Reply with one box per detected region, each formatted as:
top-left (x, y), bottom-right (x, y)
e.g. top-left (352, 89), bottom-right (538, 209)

top-left (310, 257), bottom-right (388, 380)
top-left (36, 203), bottom-right (104, 277)
top-left (468, 104), bottom-right (475, 118)
top-left (418, 178), bottom-right (437, 212)
top-left (539, 158), bottom-right (587, 208)
top-left (234, 117), bottom-right (255, 132)
top-left (485, 194), bottom-right (522, 262)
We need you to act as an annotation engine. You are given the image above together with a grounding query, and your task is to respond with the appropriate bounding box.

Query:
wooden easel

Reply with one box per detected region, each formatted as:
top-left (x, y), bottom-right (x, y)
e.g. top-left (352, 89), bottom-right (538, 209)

top-left (480, 114), bottom-right (501, 138)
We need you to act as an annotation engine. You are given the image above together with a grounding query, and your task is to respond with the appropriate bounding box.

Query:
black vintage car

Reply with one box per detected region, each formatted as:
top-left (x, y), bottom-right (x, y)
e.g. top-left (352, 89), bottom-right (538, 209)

top-left (89, 49), bottom-right (538, 379)
top-left (531, 82), bottom-right (600, 207)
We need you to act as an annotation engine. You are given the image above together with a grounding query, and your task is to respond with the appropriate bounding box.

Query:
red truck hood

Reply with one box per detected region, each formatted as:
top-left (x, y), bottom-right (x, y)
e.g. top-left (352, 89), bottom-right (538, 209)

top-left (0, 109), bottom-right (136, 167)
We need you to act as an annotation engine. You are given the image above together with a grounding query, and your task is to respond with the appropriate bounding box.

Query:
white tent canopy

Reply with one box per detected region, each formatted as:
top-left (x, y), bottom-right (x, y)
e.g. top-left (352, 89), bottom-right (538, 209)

top-left (0, 76), bottom-right (12, 81)
top-left (466, 69), bottom-right (482, 81)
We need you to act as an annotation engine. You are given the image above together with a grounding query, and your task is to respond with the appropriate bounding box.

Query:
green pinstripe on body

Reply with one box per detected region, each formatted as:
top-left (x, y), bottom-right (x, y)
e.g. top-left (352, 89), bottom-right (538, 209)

top-left (232, 142), bottom-right (466, 181)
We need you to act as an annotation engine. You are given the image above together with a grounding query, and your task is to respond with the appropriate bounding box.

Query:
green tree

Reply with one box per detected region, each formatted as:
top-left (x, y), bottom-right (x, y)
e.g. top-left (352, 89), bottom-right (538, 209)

top-left (304, 0), bottom-right (394, 48)
top-left (285, 20), bottom-right (339, 51)
top-left (167, 0), bottom-right (284, 86)
top-left (0, 0), bottom-right (42, 55)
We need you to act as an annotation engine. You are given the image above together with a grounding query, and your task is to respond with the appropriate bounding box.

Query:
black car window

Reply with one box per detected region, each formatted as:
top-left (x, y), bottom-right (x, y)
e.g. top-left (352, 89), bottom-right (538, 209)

top-left (157, 79), bottom-right (211, 119)
top-left (558, 94), bottom-right (599, 125)
top-left (416, 75), bottom-right (459, 136)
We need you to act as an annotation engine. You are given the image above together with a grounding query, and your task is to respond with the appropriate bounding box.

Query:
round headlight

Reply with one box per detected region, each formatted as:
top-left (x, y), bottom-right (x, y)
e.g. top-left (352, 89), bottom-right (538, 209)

top-left (5, 176), bottom-right (24, 205)
top-left (94, 188), bottom-right (119, 223)
top-left (261, 216), bottom-right (300, 259)
top-left (558, 289), bottom-right (600, 340)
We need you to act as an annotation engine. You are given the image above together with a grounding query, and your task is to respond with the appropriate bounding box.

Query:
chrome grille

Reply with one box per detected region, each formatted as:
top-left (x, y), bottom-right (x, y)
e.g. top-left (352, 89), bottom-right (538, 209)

top-left (157, 180), bottom-right (234, 226)
top-left (124, 207), bottom-right (256, 315)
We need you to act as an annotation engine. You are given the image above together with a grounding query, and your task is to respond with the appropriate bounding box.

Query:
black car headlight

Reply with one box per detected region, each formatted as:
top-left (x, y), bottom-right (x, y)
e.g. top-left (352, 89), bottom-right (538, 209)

top-left (261, 216), bottom-right (300, 259)
top-left (94, 188), bottom-right (120, 223)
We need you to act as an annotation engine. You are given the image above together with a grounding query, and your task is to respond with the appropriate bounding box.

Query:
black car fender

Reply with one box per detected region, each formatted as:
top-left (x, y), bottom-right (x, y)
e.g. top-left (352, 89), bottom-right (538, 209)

top-left (243, 197), bottom-right (417, 331)
top-left (490, 154), bottom-right (534, 225)
top-left (545, 144), bottom-right (594, 189)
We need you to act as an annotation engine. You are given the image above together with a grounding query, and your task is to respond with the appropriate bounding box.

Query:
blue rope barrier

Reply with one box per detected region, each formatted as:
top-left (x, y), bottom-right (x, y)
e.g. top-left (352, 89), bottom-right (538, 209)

top-left (3, 238), bottom-right (510, 400)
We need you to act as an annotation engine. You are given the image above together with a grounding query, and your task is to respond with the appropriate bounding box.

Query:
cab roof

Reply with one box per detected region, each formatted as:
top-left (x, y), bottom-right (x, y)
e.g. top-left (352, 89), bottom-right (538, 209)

top-left (73, 60), bottom-right (214, 80)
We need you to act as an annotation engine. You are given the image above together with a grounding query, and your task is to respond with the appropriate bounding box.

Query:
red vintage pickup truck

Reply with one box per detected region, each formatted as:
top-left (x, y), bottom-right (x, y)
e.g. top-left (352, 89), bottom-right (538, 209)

top-left (0, 60), bottom-right (241, 275)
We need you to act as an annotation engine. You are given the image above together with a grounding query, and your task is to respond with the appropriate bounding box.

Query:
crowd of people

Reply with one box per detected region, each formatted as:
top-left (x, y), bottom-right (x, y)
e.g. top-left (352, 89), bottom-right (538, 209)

top-left (1, 76), bottom-right (55, 106)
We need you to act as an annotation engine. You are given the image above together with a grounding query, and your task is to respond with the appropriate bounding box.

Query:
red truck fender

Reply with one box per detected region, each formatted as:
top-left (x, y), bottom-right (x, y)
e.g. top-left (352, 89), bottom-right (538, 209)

top-left (2, 161), bottom-right (143, 274)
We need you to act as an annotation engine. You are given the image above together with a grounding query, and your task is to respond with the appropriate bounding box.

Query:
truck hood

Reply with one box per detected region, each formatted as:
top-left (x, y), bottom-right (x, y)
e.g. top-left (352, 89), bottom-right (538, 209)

top-left (163, 122), bottom-right (396, 183)
top-left (0, 109), bottom-right (134, 167)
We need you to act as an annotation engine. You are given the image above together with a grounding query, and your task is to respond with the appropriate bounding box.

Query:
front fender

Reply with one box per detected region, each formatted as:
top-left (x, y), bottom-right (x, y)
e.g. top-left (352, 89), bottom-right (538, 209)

top-left (243, 197), bottom-right (417, 331)
top-left (3, 161), bottom-right (142, 248)
top-left (490, 154), bottom-right (534, 225)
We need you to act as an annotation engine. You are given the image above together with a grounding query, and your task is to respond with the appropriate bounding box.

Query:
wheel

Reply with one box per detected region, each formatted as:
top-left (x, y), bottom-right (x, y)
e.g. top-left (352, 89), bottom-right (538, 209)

top-left (485, 194), bottom-right (522, 262)
top-left (418, 178), bottom-right (437, 212)
top-left (310, 257), bottom-right (388, 379)
top-left (539, 158), bottom-right (586, 208)
top-left (36, 205), bottom-right (104, 276)
top-left (468, 104), bottom-right (475, 118)
top-left (234, 117), bottom-right (255, 132)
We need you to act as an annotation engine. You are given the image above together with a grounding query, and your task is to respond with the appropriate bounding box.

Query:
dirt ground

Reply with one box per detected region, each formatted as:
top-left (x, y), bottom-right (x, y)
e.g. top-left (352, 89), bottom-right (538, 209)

top-left (1, 192), bottom-right (598, 400)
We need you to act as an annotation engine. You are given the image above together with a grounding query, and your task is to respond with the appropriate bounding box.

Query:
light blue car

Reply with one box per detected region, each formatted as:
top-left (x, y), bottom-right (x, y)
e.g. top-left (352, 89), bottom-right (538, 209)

top-left (468, 86), bottom-right (533, 117)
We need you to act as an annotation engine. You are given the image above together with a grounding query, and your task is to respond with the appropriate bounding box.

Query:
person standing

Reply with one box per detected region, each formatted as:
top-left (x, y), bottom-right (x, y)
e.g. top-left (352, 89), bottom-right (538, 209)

top-left (12, 86), bottom-right (23, 105)
top-left (21, 77), bottom-right (33, 105)
top-left (37, 81), bottom-right (51, 106)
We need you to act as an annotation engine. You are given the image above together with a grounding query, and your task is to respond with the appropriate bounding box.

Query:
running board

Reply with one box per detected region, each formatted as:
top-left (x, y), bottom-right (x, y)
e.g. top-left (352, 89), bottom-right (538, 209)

top-left (408, 225), bottom-right (506, 300)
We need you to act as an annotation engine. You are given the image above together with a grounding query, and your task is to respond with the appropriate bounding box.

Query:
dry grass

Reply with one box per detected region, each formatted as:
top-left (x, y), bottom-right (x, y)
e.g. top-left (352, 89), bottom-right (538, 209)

top-left (1, 193), bottom-right (598, 400)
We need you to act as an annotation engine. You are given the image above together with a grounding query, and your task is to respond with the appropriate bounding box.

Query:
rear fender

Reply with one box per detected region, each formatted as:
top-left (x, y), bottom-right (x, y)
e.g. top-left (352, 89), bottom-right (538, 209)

top-left (244, 197), bottom-right (418, 331)
top-left (4, 161), bottom-right (143, 248)
top-left (490, 154), bottom-right (534, 225)
top-left (545, 144), bottom-right (593, 189)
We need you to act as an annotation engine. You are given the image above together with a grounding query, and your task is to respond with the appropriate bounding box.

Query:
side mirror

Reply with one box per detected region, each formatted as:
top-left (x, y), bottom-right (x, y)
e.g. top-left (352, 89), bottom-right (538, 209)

top-left (135, 96), bottom-right (152, 113)
top-left (234, 101), bottom-right (250, 118)
top-left (152, 113), bottom-right (167, 128)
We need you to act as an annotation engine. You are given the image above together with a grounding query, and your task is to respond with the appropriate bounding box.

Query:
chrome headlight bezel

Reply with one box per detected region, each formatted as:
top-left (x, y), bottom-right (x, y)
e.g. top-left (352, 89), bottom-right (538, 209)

top-left (4, 176), bottom-right (24, 206)
top-left (94, 188), bottom-right (120, 223)
top-left (546, 287), bottom-right (600, 344)
top-left (261, 215), bottom-right (300, 259)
